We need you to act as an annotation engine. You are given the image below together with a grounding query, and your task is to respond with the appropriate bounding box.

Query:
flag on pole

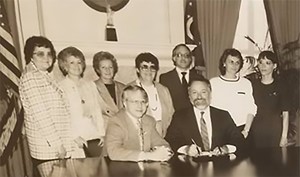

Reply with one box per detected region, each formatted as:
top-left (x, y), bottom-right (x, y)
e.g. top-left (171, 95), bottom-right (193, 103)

top-left (184, 0), bottom-right (205, 69)
top-left (0, 0), bottom-right (24, 162)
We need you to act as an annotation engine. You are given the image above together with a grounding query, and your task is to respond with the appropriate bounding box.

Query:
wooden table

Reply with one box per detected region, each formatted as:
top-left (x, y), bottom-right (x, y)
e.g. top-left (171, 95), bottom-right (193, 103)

top-left (39, 147), bottom-right (299, 177)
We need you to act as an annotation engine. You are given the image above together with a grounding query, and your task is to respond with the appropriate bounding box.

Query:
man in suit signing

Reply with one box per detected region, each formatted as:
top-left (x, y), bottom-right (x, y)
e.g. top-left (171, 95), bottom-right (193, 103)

top-left (106, 85), bottom-right (173, 161)
top-left (165, 77), bottom-right (244, 157)
top-left (159, 44), bottom-right (204, 111)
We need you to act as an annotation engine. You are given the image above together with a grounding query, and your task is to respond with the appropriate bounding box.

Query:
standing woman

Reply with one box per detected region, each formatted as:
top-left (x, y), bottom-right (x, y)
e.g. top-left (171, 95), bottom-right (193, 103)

top-left (58, 47), bottom-right (105, 157)
top-left (19, 36), bottom-right (74, 177)
top-left (210, 48), bottom-right (257, 138)
top-left (251, 51), bottom-right (289, 147)
top-left (128, 52), bottom-right (174, 137)
top-left (93, 51), bottom-right (125, 128)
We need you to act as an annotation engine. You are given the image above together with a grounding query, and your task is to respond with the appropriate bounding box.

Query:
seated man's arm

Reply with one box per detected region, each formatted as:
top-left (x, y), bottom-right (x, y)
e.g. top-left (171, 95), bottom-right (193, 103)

top-left (165, 113), bottom-right (189, 152)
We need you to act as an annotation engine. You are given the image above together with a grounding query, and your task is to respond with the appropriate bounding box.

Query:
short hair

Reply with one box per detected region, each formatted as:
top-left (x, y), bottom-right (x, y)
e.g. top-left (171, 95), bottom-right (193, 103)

top-left (122, 85), bottom-right (149, 103)
top-left (218, 48), bottom-right (243, 75)
top-left (24, 36), bottom-right (56, 71)
top-left (57, 46), bottom-right (86, 77)
top-left (92, 51), bottom-right (118, 77)
top-left (171, 43), bottom-right (192, 66)
top-left (257, 50), bottom-right (279, 77)
top-left (188, 75), bottom-right (212, 91)
top-left (135, 52), bottom-right (159, 70)
top-left (257, 50), bottom-right (278, 65)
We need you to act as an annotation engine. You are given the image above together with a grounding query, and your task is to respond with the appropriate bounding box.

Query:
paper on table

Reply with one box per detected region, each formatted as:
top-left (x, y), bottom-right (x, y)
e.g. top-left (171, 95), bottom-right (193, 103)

top-left (226, 145), bottom-right (237, 154)
top-left (177, 144), bottom-right (237, 156)
top-left (177, 145), bottom-right (211, 156)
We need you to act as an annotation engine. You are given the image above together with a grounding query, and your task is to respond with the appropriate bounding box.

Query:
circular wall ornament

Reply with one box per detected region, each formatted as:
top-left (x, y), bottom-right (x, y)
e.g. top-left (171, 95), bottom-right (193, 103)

top-left (82, 0), bottom-right (129, 12)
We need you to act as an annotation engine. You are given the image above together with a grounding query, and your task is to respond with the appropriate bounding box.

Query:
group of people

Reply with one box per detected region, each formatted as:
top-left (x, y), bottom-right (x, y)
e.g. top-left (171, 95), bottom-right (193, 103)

top-left (19, 36), bottom-right (291, 177)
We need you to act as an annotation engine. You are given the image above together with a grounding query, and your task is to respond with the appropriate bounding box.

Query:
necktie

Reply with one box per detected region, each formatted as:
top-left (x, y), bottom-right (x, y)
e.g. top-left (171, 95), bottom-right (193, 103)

top-left (138, 119), bottom-right (145, 151)
top-left (181, 72), bottom-right (188, 92)
top-left (200, 111), bottom-right (210, 151)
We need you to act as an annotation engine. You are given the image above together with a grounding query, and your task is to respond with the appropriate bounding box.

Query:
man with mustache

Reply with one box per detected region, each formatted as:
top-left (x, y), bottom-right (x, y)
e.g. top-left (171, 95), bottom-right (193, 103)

top-left (165, 76), bottom-right (244, 157)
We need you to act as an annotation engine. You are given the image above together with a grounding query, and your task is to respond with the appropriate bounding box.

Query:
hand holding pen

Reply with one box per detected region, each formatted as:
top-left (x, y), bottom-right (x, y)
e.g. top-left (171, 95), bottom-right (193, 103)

top-left (187, 139), bottom-right (202, 157)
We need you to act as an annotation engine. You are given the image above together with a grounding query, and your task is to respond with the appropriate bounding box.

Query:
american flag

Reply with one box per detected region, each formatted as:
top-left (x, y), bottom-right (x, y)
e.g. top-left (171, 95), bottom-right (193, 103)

top-left (0, 0), bottom-right (24, 161)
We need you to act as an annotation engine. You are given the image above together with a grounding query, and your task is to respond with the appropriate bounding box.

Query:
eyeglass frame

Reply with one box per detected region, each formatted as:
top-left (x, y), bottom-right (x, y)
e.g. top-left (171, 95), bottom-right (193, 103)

top-left (33, 51), bottom-right (53, 58)
top-left (125, 99), bottom-right (148, 105)
top-left (173, 53), bottom-right (191, 59)
top-left (139, 64), bottom-right (157, 72)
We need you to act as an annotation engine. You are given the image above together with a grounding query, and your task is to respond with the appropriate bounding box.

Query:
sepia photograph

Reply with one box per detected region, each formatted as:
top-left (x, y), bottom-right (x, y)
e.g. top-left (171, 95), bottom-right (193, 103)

top-left (0, 0), bottom-right (299, 176)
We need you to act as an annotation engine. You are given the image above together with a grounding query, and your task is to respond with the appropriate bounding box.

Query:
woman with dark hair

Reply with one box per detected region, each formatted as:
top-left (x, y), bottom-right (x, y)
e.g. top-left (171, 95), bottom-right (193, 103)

top-left (93, 51), bottom-right (125, 128)
top-left (127, 52), bottom-right (174, 137)
top-left (251, 51), bottom-right (289, 147)
top-left (210, 48), bottom-right (257, 139)
top-left (19, 36), bottom-right (74, 177)
top-left (58, 47), bottom-right (105, 157)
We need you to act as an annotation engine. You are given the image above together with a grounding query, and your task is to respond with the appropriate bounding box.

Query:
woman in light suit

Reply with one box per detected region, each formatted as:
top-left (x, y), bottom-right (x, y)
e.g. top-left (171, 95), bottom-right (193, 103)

top-left (93, 51), bottom-right (125, 128)
top-left (127, 52), bottom-right (174, 137)
top-left (58, 47), bottom-right (105, 158)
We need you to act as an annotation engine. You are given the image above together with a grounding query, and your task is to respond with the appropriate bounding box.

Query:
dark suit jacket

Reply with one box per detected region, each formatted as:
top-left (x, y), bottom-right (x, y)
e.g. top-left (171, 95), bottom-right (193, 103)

top-left (165, 106), bottom-right (244, 152)
top-left (159, 68), bottom-right (204, 111)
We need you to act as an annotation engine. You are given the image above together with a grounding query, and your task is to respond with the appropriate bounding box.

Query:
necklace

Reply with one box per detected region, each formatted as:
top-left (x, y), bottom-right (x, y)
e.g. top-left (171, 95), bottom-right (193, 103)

top-left (139, 81), bottom-right (159, 111)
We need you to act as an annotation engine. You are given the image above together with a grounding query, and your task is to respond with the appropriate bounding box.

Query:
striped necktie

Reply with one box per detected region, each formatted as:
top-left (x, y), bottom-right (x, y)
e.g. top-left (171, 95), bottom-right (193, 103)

top-left (200, 111), bottom-right (210, 151)
top-left (138, 119), bottom-right (145, 151)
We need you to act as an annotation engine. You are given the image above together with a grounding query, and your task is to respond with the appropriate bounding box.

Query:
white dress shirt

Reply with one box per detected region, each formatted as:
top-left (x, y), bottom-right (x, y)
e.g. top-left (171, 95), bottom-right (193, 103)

top-left (175, 67), bottom-right (190, 84)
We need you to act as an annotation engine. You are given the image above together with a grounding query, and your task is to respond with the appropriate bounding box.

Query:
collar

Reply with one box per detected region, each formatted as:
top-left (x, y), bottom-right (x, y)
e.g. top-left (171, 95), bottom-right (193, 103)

top-left (219, 75), bottom-right (240, 82)
top-left (175, 67), bottom-right (190, 76)
top-left (126, 111), bottom-right (142, 125)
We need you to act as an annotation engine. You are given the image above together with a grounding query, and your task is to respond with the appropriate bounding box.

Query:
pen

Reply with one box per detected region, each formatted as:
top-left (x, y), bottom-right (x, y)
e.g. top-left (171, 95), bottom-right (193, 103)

top-left (191, 139), bottom-right (201, 155)
top-left (218, 146), bottom-right (223, 155)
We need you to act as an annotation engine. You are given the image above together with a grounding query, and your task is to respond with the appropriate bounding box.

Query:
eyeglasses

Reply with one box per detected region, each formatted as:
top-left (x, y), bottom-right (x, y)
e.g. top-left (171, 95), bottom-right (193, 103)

top-left (139, 65), bottom-right (157, 72)
top-left (126, 99), bottom-right (148, 105)
top-left (33, 51), bottom-right (53, 58)
top-left (174, 53), bottom-right (191, 58)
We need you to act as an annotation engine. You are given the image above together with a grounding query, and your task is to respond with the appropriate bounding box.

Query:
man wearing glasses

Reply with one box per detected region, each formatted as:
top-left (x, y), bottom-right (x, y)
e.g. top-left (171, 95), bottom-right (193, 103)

top-left (159, 43), bottom-right (205, 111)
top-left (106, 85), bottom-right (173, 161)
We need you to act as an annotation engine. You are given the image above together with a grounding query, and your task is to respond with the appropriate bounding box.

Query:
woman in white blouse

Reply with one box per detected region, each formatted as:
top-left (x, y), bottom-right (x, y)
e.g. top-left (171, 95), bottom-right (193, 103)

top-left (127, 52), bottom-right (174, 137)
top-left (57, 46), bottom-right (105, 158)
top-left (210, 48), bottom-right (257, 139)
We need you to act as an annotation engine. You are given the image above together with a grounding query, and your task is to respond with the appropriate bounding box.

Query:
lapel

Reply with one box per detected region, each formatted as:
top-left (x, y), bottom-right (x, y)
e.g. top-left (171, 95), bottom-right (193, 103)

top-left (209, 106), bottom-right (218, 148)
top-left (186, 108), bottom-right (204, 148)
top-left (120, 110), bottom-right (141, 148)
top-left (170, 69), bottom-right (182, 87)
top-left (94, 79), bottom-right (119, 112)
top-left (115, 82), bottom-right (125, 109)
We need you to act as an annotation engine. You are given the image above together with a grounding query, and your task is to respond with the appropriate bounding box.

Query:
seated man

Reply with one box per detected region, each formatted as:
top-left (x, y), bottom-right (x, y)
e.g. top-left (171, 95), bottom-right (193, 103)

top-left (165, 76), bottom-right (245, 157)
top-left (106, 85), bottom-right (173, 161)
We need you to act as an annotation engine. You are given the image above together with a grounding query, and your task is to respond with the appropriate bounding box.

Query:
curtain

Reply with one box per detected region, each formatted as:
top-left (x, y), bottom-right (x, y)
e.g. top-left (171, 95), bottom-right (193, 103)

top-left (264, 0), bottom-right (300, 70)
top-left (195, 0), bottom-right (241, 78)
top-left (264, 0), bottom-right (300, 146)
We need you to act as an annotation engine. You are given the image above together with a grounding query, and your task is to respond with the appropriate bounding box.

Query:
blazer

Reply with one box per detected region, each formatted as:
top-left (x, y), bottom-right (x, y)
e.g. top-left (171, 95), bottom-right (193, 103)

top-left (94, 79), bottom-right (125, 128)
top-left (59, 78), bottom-right (105, 140)
top-left (127, 80), bottom-right (175, 137)
top-left (19, 62), bottom-right (73, 160)
top-left (159, 68), bottom-right (204, 111)
top-left (165, 106), bottom-right (244, 152)
top-left (106, 109), bottom-right (169, 161)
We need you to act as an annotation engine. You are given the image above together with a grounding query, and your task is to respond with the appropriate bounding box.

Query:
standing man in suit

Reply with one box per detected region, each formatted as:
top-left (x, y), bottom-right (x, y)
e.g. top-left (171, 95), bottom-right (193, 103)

top-left (106, 85), bottom-right (173, 161)
top-left (159, 43), bottom-right (204, 111)
top-left (165, 76), bottom-right (244, 157)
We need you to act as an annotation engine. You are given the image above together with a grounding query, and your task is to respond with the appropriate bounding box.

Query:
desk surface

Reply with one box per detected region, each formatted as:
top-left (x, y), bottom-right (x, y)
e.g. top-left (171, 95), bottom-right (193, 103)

top-left (40, 147), bottom-right (299, 177)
